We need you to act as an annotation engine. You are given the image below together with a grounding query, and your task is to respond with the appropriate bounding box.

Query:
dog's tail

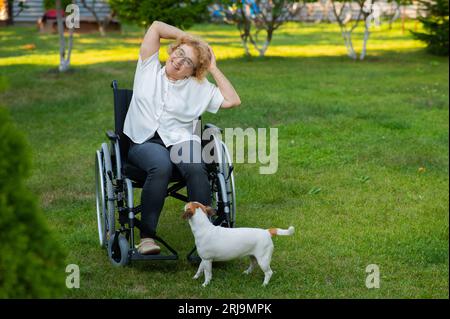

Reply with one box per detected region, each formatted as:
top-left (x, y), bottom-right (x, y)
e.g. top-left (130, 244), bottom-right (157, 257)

top-left (268, 226), bottom-right (295, 237)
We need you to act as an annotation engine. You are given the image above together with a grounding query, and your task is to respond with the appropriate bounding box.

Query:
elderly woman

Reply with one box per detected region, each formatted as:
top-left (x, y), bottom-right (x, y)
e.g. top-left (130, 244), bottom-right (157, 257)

top-left (123, 21), bottom-right (241, 255)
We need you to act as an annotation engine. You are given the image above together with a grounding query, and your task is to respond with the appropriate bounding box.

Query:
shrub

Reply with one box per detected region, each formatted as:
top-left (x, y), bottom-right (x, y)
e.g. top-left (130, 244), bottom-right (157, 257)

top-left (0, 93), bottom-right (66, 298)
top-left (108, 0), bottom-right (212, 29)
top-left (411, 0), bottom-right (449, 56)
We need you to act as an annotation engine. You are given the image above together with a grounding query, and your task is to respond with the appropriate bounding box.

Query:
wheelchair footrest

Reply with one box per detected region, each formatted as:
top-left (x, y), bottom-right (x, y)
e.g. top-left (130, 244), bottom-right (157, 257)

top-left (186, 245), bottom-right (202, 263)
top-left (187, 254), bottom-right (202, 264)
top-left (130, 249), bottom-right (178, 261)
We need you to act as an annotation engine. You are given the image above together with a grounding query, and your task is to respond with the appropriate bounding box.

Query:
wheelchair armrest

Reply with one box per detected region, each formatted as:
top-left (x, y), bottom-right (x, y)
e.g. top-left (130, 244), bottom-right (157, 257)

top-left (106, 130), bottom-right (119, 141)
top-left (202, 123), bottom-right (223, 149)
top-left (203, 123), bottom-right (223, 134)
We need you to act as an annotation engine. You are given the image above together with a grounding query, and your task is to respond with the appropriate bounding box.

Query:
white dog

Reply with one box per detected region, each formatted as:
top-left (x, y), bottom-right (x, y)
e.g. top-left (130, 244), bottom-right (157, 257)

top-left (182, 201), bottom-right (295, 287)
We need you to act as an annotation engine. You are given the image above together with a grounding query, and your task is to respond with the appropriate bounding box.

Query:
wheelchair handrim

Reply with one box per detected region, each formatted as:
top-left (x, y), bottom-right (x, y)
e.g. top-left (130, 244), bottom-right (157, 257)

top-left (220, 141), bottom-right (236, 223)
top-left (95, 150), bottom-right (106, 247)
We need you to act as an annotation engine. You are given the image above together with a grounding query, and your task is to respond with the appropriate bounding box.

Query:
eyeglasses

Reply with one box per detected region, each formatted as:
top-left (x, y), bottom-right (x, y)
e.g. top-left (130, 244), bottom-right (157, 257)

top-left (173, 47), bottom-right (196, 69)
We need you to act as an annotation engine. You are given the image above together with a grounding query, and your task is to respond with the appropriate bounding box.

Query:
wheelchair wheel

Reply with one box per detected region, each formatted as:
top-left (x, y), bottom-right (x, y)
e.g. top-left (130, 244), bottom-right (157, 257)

top-left (95, 150), bottom-right (107, 247)
top-left (210, 139), bottom-right (236, 228)
top-left (94, 144), bottom-right (115, 248)
top-left (220, 140), bottom-right (236, 225)
top-left (107, 233), bottom-right (130, 267)
top-left (101, 143), bottom-right (116, 237)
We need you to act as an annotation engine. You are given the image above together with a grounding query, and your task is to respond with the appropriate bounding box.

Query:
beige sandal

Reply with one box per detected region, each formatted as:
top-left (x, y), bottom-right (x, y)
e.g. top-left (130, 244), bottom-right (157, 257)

top-left (136, 238), bottom-right (161, 255)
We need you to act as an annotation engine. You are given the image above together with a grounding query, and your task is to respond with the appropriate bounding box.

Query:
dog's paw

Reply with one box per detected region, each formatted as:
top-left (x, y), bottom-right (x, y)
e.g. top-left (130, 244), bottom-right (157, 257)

top-left (202, 281), bottom-right (210, 287)
top-left (243, 269), bottom-right (251, 275)
top-left (193, 274), bottom-right (200, 280)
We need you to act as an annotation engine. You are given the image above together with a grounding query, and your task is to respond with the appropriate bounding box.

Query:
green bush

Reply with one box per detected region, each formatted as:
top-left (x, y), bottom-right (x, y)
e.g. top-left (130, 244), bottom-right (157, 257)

top-left (411, 0), bottom-right (449, 56)
top-left (0, 101), bottom-right (66, 298)
top-left (108, 0), bottom-right (212, 29)
top-left (43, 0), bottom-right (73, 11)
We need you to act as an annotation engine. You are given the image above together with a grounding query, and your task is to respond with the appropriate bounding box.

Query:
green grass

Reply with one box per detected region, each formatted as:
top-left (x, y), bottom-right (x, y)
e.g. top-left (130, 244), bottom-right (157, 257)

top-left (0, 20), bottom-right (448, 298)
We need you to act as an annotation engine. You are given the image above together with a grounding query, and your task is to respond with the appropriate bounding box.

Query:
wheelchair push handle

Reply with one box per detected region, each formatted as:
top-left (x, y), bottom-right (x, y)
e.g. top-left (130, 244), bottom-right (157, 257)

top-left (111, 80), bottom-right (118, 89)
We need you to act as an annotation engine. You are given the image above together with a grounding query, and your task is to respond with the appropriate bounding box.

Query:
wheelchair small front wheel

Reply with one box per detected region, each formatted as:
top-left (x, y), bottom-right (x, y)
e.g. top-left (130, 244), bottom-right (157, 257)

top-left (107, 233), bottom-right (130, 267)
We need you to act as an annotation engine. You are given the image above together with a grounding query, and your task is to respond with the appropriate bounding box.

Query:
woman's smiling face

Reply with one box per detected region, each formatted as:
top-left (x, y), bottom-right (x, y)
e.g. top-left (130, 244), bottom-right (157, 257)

top-left (165, 44), bottom-right (198, 80)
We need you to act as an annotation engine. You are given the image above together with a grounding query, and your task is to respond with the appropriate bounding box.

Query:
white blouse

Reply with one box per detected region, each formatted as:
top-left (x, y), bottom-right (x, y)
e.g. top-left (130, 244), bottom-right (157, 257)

top-left (123, 51), bottom-right (224, 146)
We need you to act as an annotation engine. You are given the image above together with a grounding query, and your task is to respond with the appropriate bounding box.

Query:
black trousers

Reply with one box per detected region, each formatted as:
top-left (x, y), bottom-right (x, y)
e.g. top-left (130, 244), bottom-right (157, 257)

top-left (128, 132), bottom-right (211, 238)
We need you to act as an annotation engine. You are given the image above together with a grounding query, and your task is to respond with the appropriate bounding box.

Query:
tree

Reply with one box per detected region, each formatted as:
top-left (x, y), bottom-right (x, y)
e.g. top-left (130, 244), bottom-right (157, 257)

top-left (220, 0), bottom-right (301, 57)
top-left (411, 0), bottom-right (449, 55)
top-left (330, 0), bottom-right (382, 60)
top-left (56, 0), bottom-right (75, 72)
top-left (44, 0), bottom-right (76, 72)
top-left (107, 0), bottom-right (212, 29)
top-left (384, 0), bottom-right (401, 30)
top-left (315, 0), bottom-right (335, 23)
top-left (5, 0), bottom-right (30, 25)
top-left (79, 0), bottom-right (116, 36)
top-left (398, 0), bottom-right (414, 33)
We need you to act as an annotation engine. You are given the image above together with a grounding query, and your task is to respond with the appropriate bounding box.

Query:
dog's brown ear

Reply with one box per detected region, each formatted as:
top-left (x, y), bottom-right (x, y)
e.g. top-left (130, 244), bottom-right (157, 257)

top-left (205, 206), bottom-right (217, 217)
top-left (182, 207), bottom-right (194, 220)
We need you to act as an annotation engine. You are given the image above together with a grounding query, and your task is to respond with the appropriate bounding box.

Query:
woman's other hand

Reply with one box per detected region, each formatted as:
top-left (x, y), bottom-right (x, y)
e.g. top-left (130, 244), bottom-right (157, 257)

top-left (208, 45), bottom-right (241, 109)
top-left (208, 45), bottom-right (217, 71)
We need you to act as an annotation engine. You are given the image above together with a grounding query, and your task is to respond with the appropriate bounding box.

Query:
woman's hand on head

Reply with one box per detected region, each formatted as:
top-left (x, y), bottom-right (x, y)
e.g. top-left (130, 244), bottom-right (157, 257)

top-left (207, 46), bottom-right (241, 109)
top-left (208, 45), bottom-right (217, 71)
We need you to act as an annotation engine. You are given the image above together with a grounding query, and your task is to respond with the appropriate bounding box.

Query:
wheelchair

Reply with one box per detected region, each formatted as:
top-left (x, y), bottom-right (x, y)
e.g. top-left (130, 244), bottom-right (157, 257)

top-left (94, 80), bottom-right (236, 266)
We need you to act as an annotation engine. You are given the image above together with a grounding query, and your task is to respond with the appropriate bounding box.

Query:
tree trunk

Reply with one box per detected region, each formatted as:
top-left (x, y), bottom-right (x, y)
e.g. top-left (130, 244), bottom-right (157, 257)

top-left (100, 10), bottom-right (117, 37)
top-left (238, 22), bottom-right (251, 56)
top-left (6, 0), bottom-right (13, 25)
top-left (249, 27), bottom-right (272, 57)
top-left (342, 30), bottom-right (357, 59)
top-left (238, 6), bottom-right (252, 57)
top-left (331, 0), bottom-right (359, 60)
top-left (56, 0), bottom-right (66, 71)
top-left (56, 0), bottom-right (75, 72)
top-left (242, 36), bottom-right (251, 56)
top-left (66, 26), bottom-right (74, 68)
top-left (360, 23), bottom-right (370, 60)
top-left (260, 28), bottom-right (273, 57)
top-left (80, 0), bottom-right (106, 36)
top-left (259, 40), bottom-right (269, 56)
top-left (401, 6), bottom-right (405, 34)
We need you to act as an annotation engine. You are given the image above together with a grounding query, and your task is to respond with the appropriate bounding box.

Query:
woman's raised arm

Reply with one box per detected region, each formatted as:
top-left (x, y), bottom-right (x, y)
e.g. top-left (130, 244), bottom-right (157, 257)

top-left (140, 21), bottom-right (187, 61)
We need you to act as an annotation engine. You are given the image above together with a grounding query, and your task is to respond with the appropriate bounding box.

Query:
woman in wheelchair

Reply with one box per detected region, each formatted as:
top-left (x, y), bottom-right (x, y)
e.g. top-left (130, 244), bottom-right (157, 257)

top-left (122, 21), bottom-right (241, 255)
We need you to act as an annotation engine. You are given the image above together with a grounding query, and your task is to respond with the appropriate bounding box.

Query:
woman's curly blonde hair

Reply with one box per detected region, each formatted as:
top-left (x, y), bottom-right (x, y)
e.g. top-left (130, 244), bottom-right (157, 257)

top-left (167, 35), bottom-right (211, 81)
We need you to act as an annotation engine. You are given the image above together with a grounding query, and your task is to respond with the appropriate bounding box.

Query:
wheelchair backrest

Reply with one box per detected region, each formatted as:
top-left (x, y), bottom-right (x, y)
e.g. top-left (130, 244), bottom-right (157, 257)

top-left (111, 80), bottom-right (133, 164)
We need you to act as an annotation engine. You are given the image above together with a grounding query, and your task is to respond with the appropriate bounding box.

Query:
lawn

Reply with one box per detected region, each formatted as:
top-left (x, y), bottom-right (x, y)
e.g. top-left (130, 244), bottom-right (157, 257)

top-left (0, 20), bottom-right (448, 298)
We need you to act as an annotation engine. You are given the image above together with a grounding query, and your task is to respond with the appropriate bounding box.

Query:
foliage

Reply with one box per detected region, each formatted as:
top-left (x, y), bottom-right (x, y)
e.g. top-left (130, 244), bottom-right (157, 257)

top-left (411, 0), bottom-right (449, 55)
top-left (0, 82), bottom-right (66, 298)
top-left (43, 0), bottom-right (73, 10)
top-left (108, 0), bottom-right (212, 29)
top-left (217, 0), bottom-right (300, 56)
